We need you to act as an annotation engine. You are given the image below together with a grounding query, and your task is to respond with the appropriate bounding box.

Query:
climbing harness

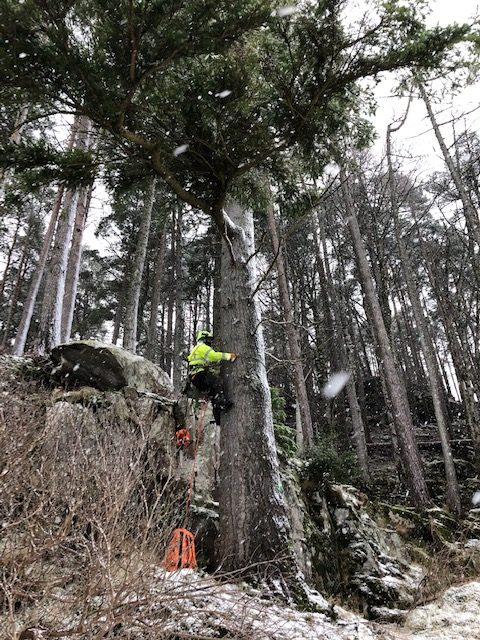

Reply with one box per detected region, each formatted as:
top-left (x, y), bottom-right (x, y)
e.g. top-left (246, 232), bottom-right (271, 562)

top-left (162, 400), bottom-right (207, 571)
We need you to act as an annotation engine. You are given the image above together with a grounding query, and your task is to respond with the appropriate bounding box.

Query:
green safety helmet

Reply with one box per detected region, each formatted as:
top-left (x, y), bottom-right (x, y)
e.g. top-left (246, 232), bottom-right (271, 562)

top-left (196, 329), bottom-right (213, 342)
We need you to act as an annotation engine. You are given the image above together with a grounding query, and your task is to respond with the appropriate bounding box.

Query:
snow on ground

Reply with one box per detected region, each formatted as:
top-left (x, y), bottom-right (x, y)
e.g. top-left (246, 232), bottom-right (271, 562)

top-left (405, 581), bottom-right (480, 640)
top-left (149, 569), bottom-right (400, 640)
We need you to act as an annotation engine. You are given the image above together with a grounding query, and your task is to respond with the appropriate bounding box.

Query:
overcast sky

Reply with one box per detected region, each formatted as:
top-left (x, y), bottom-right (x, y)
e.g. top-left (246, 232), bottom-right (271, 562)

top-left (371, 0), bottom-right (479, 173)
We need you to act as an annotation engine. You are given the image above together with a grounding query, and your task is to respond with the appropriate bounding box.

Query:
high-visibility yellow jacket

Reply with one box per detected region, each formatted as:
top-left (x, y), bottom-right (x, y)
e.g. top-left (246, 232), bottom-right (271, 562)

top-left (187, 341), bottom-right (233, 375)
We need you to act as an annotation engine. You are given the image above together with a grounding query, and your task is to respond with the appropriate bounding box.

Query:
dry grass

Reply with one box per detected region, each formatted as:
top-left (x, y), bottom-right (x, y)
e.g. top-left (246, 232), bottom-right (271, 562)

top-left (0, 360), bottom-right (186, 639)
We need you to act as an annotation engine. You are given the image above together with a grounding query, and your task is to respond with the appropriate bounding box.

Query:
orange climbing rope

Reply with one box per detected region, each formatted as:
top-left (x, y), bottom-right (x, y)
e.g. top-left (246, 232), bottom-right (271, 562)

top-left (162, 401), bottom-right (207, 571)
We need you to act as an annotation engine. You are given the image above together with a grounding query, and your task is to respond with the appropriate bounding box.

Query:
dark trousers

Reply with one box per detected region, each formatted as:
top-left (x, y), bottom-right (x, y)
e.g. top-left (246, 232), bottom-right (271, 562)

top-left (190, 369), bottom-right (231, 425)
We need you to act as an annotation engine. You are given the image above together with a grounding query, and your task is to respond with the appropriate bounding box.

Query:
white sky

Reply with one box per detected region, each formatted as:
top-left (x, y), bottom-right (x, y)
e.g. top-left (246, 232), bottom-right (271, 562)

top-left (371, 0), bottom-right (480, 173)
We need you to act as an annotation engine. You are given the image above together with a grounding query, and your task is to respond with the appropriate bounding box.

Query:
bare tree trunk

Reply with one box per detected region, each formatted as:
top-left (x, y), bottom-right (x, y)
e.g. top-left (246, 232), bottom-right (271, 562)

top-left (0, 214), bottom-right (22, 302)
top-left (1, 234), bottom-right (30, 348)
top-left (35, 187), bottom-right (79, 354)
top-left (419, 82), bottom-right (480, 250)
top-left (34, 117), bottom-right (90, 354)
top-left (217, 201), bottom-right (301, 587)
top-left (12, 116), bottom-right (81, 354)
top-left (428, 263), bottom-right (480, 453)
top-left (163, 221), bottom-right (175, 376)
top-left (341, 165), bottom-right (429, 508)
top-left (266, 194), bottom-right (314, 449)
top-left (111, 301), bottom-right (123, 345)
top-left (316, 209), bottom-right (370, 481)
top-left (146, 219), bottom-right (167, 361)
top-left (61, 184), bottom-right (93, 342)
top-left (13, 187), bottom-right (65, 355)
top-left (123, 177), bottom-right (156, 353)
top-left (172, 205), bottom-right (185, 389)
top-left (387, 122), bottom-right (461, 514)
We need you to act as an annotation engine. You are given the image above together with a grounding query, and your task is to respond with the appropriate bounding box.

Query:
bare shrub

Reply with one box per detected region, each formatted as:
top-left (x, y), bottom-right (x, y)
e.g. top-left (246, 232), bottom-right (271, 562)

top-left (0, 364), bottom-right (185, 638)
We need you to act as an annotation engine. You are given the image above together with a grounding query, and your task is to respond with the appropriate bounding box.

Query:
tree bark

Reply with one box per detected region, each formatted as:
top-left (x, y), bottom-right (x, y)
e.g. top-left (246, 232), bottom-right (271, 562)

top-left (217, 201), bottom-right (299, 586)
top-left (12, 188), bottom-right (65, 355)
top-left (1, 230), bottom-right (31, 348)
top-left (34, 116), bottom-right (90, 354)
top-left (387, 122), bottom-right (461, 514)
top-left (61, 184), bottom-right (93, 342)
top-left (35, 187), bottom-right (79, 354)
top-left (0, 106), bottom-right (29, 199)
top-left (12, 117), bottom-right (83, 355)
top-left (123, 177), bottom-right (156, 353)
top-left (316, 208), bottom-right (370, 482)
top-left (172, 205), bottom-right (185, 389)
top-left (266, 194), bottom-right (314, 449)
top-left (341, 166), bottom-right (430, 507)
top-left (146, 218), bottom-right (167, 361)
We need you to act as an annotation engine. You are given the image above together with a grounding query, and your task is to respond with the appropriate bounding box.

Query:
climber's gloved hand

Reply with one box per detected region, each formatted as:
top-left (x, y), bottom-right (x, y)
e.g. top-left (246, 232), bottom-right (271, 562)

top-left (229, 353), bottom-right (238, 362)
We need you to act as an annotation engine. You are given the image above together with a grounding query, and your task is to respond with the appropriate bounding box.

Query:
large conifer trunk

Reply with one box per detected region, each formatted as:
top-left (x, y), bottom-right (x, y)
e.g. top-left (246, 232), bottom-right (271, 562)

top-left (217, 202), bottom-right (296, 579)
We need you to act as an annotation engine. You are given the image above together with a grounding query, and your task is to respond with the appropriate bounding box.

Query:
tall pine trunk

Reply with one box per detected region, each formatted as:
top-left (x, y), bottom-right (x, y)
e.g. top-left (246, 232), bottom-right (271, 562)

top-left (0, 106), bottom-right (29, 199)
top-left (12, 118), bottom-right (82, 355)
top-left (13, 187), bottom-right (65, 355)
top-left (35, 188), bottom-right (79, 354)
top-left (217, 201), bottom-right (300, 585)
top-left (1, 230), bottom-right (31, 348)
top-left (123, 177), bottom-right (156, 353)
top-left (387, 122), bottom-right (460, 514)
top-left (316, 209), bottom-right (370, 481)
top-left (341, 166), bottom-right (429, 507)
top-left (146, 219), bottom-right (167, 361)
top-left (0, 214), bottom-right (22, 302)
top-left (266, 194), bottom-right (314, 449)
top-left (34, 116), bottom-right (90, 354)
top-left (172, 206), bottom-right (185, 389)
top-left (61, 184), bottom-right (93, 342)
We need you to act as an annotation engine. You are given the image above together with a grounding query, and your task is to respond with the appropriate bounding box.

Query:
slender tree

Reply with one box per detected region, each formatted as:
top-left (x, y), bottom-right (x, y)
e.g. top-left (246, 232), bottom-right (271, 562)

top-left (123, 177), bottom-right (156, 353)
top-left (340, 164), bottom-right (430, 507)
top-left (266, 191), bottom-right (314, 449)
top-left (387, 116), bottom-right (461, 514)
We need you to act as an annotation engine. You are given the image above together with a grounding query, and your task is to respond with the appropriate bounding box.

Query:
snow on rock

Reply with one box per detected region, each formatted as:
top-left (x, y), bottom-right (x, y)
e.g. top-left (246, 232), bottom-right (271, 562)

top-left (325, 485), bottom-right (423, 620)
top-left (405, 581), bottom-right (480, 639)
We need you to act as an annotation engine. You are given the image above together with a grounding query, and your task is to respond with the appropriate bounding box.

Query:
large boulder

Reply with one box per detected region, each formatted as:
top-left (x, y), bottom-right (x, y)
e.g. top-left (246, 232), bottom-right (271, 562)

top-left (50, 340), bottom-right (174, 397)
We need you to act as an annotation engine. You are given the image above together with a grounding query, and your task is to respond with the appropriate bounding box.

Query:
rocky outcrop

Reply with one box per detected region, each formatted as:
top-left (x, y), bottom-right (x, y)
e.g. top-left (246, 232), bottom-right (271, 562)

top-left (306, 483), bottom-right (423, 621)
top-left (50, 340), bottom-right (174, 397)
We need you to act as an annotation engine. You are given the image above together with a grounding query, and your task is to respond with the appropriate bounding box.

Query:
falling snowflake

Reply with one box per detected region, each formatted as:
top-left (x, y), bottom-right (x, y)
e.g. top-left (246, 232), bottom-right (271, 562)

top-left (73, 363), bottom-right (80, 372)
top-left (173, 144), bottom-right (189, 157)
top-left (18, 52), bottom-right (28, 59)
top-left (215, 90), bottom-right (232, 98)
top-left (271, 5), bottom-right (299, 17)
top-left (472, 491), bottom-right (480, 506)
top-left (322, 371), bottom-right (350, 399)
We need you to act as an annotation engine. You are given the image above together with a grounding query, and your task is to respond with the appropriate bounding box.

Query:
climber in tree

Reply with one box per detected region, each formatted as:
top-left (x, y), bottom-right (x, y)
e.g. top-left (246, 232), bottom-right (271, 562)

top-left (187, 329), bottom-right (237, 424)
